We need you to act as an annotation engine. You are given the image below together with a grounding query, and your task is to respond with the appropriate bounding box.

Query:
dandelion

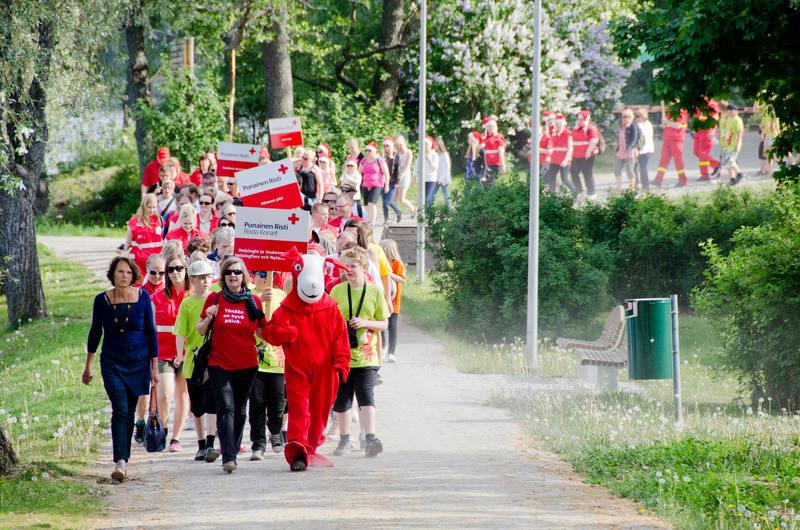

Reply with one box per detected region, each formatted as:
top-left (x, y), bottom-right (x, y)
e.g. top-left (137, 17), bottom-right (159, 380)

top-left (41, 472), bottom-right (50, 479)
top-left (33, 416), bottom-right (39, 422)
top-left (30, 475), bottom-right (38, 482)
top-left (658, 478), bottom-right (666, 485)
top-left (747, 407), bottom-right (754, 415)
top-left (656, 471), bottom-right (663, 478)
top-left (683, 476), bottom-right (691, 483)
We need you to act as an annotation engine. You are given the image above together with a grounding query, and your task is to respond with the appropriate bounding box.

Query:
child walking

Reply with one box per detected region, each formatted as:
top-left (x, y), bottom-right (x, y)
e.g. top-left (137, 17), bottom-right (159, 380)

top-left (379, 239), bottom-right (406, 363)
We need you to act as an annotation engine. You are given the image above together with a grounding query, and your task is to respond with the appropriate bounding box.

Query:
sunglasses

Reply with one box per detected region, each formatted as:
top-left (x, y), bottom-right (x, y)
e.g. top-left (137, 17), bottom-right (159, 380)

top-left (223, 269), bottom-right (244, 276)
top-left (149, 270), bottom-right (165, 276)
top-left (167, 265), bottom-right (185, 274)
top-left (199, 201), bottom-right (213, 206)
top-left (323, 199), bottom-right (337, 204)
top-left (220, 222), bottom-right (233, 227)
top-left (252, 271), bottom-right (270, 279)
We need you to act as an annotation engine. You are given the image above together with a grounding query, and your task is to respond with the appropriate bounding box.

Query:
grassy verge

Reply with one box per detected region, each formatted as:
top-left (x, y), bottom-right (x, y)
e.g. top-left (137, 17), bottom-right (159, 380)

top-left (0, 246), bottom-right (109, 528)
top-left (402, 280), bottom-right (800, 529)
top-left (36, 218), bottom-right (126, 238)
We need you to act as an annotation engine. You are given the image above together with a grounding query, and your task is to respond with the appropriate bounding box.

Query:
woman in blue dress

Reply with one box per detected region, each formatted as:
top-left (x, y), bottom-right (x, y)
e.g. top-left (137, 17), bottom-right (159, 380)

top-left (83, 256), bottom-right (159, 482)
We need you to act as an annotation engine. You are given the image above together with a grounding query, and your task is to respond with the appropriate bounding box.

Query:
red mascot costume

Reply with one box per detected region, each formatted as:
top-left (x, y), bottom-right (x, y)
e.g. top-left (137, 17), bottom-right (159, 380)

top-left (264, 248), bottom-right (351, 471)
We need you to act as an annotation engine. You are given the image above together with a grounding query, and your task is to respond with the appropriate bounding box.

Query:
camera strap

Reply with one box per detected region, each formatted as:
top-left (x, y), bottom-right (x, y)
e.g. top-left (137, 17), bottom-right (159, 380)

top-left (347, 283), bottom-right (368, 320)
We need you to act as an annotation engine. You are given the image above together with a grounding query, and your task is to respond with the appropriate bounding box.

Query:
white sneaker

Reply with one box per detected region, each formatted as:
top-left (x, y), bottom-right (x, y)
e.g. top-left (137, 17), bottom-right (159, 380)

top-left (111, 460), bottom-right (127, 482)
top-left (388, 353), bottom-right (397, 363)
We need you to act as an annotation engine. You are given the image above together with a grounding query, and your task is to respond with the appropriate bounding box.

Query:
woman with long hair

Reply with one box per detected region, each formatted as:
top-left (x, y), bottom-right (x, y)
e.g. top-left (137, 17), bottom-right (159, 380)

top-left (124, 193), bottom-right (164, 281)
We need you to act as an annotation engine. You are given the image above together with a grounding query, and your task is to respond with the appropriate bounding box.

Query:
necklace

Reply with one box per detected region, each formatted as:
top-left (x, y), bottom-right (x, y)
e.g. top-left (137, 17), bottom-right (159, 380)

top-left (111, 289), bottom-right (133, 334)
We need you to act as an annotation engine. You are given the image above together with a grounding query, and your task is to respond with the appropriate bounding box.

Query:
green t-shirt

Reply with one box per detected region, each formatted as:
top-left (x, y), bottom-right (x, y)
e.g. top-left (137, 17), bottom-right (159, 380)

top-left (257, 288), bottom-right (287, 374)
top-left (720, 115), bottom-right (744, 152)
top-left (173, 292), bottom-right (212, 379)
top-left (329, 282), bottom-right (389, 368)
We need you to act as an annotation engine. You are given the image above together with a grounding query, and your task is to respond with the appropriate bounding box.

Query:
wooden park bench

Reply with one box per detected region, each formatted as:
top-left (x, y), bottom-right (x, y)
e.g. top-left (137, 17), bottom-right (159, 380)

top-left (556, 305), bottom-right (628, 391)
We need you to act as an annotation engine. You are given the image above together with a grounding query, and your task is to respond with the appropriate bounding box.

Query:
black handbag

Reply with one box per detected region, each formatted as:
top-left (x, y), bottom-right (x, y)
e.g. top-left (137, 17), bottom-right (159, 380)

top-left (190, 293), bottom-right (218, 386)
top-left (145, 385), bottom-right (166, 452)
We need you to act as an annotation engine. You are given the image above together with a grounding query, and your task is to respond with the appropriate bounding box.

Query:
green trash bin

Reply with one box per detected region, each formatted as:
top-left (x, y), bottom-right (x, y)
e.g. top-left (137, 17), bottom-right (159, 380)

top-left (625, 298), bottom-right (673, 380)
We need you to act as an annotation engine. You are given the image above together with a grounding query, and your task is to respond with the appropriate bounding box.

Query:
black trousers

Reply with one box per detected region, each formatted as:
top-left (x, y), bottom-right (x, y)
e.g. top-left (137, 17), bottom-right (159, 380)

top-left (333, 367), bottom-right (379, 412)
top-left (545, 164), bottom-right (575, 193)
top-left (208, 365), bottom-right (257, 464)
top-left (387, 313), bottom-right (399, 355)
top-left (570, 156), bottom-right (596, 195)
top-left (249, 371), bottom-right (286, 451)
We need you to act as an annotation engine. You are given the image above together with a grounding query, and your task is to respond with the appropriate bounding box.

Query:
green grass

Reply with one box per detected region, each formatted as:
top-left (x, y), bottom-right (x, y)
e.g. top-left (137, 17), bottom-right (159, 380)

top-left (0, 246), bottom-right (110, 527)
top-left (35, 218), bottom-right (125, 238)
top-left (403, 281), bottom-right (800, 528)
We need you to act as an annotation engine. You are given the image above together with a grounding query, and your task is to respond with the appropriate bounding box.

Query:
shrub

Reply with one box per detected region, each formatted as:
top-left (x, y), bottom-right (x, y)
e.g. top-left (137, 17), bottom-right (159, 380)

top-left (426, 178), bottom-right (614, 340)
top-left (693, 187), bottom-right (800, 407)
top-left (56, 165), bottom-right (140, 228)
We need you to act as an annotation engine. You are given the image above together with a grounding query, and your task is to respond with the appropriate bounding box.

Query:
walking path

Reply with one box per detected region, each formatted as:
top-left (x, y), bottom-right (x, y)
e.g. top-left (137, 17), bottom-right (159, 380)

top-left (40, 235), bottom-right (669, 529)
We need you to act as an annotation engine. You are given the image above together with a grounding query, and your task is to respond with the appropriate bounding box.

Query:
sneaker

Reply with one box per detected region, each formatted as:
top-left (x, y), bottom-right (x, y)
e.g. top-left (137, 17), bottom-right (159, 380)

top-left (396, 212), bottom-right (402, 223)
top-left (365, 437), bottom-right (384, 458)
top-left (270, 433), bottom-right (284, 453)
top-left (222, 461), bottom-right (237, 473)
top-left (333, 435), bottom-right (350, 456)
top-left (205, 447), bottom-right (220, 463)
top-left (359, 432), bottom-right (367, 451)
top-left (388, 353), bottom-right (397, 363)
top-left (134, 420), bottom-right (145, 444)
top-left (238, 445), bottom-right (247, 454)
top-left (194, 448), bottom-right (207, 461)
top-left (168, 440), bottom-right (182, 452)
top-left (281, 431), bottom-right (287, 444)
top-left (250, 449), bottom-right (265, 461)
top-left (290, 455), bottom-right (307, 472)
top-left (735, 172), bottom-right (744, 184)
top-left (111, 460), bottom-right (127, 482)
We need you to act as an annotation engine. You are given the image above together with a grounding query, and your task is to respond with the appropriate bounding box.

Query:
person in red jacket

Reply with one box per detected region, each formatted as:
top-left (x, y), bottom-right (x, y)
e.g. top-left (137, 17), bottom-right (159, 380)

top-left (264, 248), bottom-right (351, 471)
top-left (570, 110), bottom-right (601, 197)
top-left (481, 116), bottom-right (506, 185)
top-left (124, 193), bottom-right (164, 278)
top-left (545, 114), bottom-right (575, 194)
top-left (654, 103), bottom-right (689, 188)
top-left (693, 99), bottom-right (720, 181)
top-left (166, 205), bottom-right (210, 254)
top-left (538, 111), bottom-right (555, 176)
top-left (142, 147), bottom-right (171, 196)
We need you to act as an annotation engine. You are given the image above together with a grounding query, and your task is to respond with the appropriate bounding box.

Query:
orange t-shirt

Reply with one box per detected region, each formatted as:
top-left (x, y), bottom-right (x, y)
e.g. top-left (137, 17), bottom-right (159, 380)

top-left (390, 259), bottom-right (406, 313)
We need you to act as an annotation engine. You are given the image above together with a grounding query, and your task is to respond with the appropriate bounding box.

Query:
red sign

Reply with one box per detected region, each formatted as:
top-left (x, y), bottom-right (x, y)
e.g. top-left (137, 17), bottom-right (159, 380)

top-left (234, 207), bottom-right (309, 272)
top-left (217, 141), bottom-right (260, 177)
top-left (268, 117), bottom-right (303, 149)
top-left (235, 158), bottom-right (303, 210)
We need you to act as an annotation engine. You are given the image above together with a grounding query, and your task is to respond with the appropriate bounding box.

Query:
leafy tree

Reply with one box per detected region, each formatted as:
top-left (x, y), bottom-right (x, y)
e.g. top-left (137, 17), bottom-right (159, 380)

top-left (138, 73), bottom-right (227, 168)
top-left (611, 0), bottom-right (800, 180)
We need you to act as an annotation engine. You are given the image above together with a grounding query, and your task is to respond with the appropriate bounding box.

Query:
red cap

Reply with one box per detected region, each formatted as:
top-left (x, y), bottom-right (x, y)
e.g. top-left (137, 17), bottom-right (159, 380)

top-left (469, 131), bottom-right (483, 142)
top-left (317, 144), bottom-right (331, 156)
top-left (482, 116), bottom-right (497, 127)
top-left (555, 113), bottom-right (566, 122)
top-left (578, 109), bottom-right (591, 121)
top-left (157, 147), bottom-right (170, 163)
top-left (365, 142), bottom-right (378, 152)
top-left (542, 110), bottom-right (553, 118)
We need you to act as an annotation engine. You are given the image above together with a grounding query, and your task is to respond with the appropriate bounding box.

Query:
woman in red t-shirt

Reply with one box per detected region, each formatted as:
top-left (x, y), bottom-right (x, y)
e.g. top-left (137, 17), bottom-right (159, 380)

top-left (152, 253), bottom-right (189, 452)
top-left (166, 204), bottom-right (209, 254)
top-left (197, 257), bottom-right (265, 473)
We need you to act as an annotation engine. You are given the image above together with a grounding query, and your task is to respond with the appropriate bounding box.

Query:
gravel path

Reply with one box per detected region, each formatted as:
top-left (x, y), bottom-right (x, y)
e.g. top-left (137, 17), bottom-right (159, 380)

top-left (39, 235), bottom-right (670, 529)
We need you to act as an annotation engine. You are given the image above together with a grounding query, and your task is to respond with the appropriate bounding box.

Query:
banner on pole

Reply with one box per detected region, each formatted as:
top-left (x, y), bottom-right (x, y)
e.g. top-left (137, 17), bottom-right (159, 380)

top-left (268, 117), bottom-right (303, 149)
top-left (234, 207), bottom-right (309, 272)
top-left (217, 141), bottom-right (260, 177)
top-left (236, 159), bottom-right (303, 210)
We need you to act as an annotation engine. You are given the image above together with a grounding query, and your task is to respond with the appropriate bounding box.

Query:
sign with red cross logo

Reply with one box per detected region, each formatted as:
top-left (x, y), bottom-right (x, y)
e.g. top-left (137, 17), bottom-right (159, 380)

top-left (234, 207), bottom-right (309, 272)
top-left (267, 117), bottom-right (303, 149)
top-left (235, 158), bottom-right (303, 210)
top-left (216, 141), bottom-right (261, 177)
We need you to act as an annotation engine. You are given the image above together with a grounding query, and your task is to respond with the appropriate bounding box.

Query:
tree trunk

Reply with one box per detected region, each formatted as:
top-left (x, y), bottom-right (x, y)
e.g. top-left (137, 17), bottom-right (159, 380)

top-left (372, 0), bottom-right (405, 109)
top-left (124, 1), bottom-right (151, 174)
top-left (0, 19), bottom-right (51, 326)
top-left (0, 426), bottom-right (17, 475)
top-left (228, 48), bottom-right (236, 141)
top-left (263, 5), bottom-right (294, 119)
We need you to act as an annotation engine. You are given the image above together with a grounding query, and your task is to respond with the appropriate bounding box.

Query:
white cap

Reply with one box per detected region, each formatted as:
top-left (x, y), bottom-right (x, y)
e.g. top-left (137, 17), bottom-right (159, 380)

top-left (188, 260), bottom-right (213, 276)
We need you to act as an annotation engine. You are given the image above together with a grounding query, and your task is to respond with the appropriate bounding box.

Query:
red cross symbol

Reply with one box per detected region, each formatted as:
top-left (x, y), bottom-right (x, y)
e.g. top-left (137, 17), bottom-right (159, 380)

top-left (287, 213), bottom-right (300, 225)
top-left (249, 147), bottom-right (256, 155)
top-left (278, 164), bottom-right (288, 175)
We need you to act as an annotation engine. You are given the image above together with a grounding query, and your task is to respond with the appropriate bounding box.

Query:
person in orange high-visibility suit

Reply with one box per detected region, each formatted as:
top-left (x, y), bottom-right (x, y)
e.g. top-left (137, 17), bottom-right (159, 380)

top-left (693, 99), bottom-right (720, 180)
top-left (654, 103), bottom-right (689, 187)
top-left (264, 248), bottom-right (351, 472)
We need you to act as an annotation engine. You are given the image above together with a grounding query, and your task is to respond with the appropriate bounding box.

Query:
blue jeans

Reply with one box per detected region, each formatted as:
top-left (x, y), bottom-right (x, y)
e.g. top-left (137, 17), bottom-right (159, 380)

top-left (432, 184), bottom-right (451, 209)
top-left (102, 369), bottom-right (140, 463)
top-left (382, 184), bottom-right (401, 221)
top-left (424, 182), bottom-right (437, 208)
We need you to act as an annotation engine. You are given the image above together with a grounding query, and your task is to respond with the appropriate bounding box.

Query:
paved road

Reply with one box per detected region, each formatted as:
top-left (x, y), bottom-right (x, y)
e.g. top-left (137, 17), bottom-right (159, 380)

top-left (39, 236), bottom-right (670, 530)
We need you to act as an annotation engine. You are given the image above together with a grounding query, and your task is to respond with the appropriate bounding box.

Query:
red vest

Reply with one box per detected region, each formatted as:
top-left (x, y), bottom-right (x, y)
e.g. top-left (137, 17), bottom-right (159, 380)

top-left (152, 289), bottom-right (185, 361)
top-left (549, 130), bottom-right (572, 165)
top-left (539, 133), bottom-right (552, 164)
top-left (571, 125), bottom-right (599, 158)
top-left (129, 215), bottom-right (163, 272)
top-left (483, 133), bottom-right (506, 166)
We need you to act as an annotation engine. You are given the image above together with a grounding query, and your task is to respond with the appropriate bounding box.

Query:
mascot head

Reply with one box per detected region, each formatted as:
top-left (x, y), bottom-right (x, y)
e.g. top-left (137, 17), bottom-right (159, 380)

top-left (283, 247), bottom-right (349, 304)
